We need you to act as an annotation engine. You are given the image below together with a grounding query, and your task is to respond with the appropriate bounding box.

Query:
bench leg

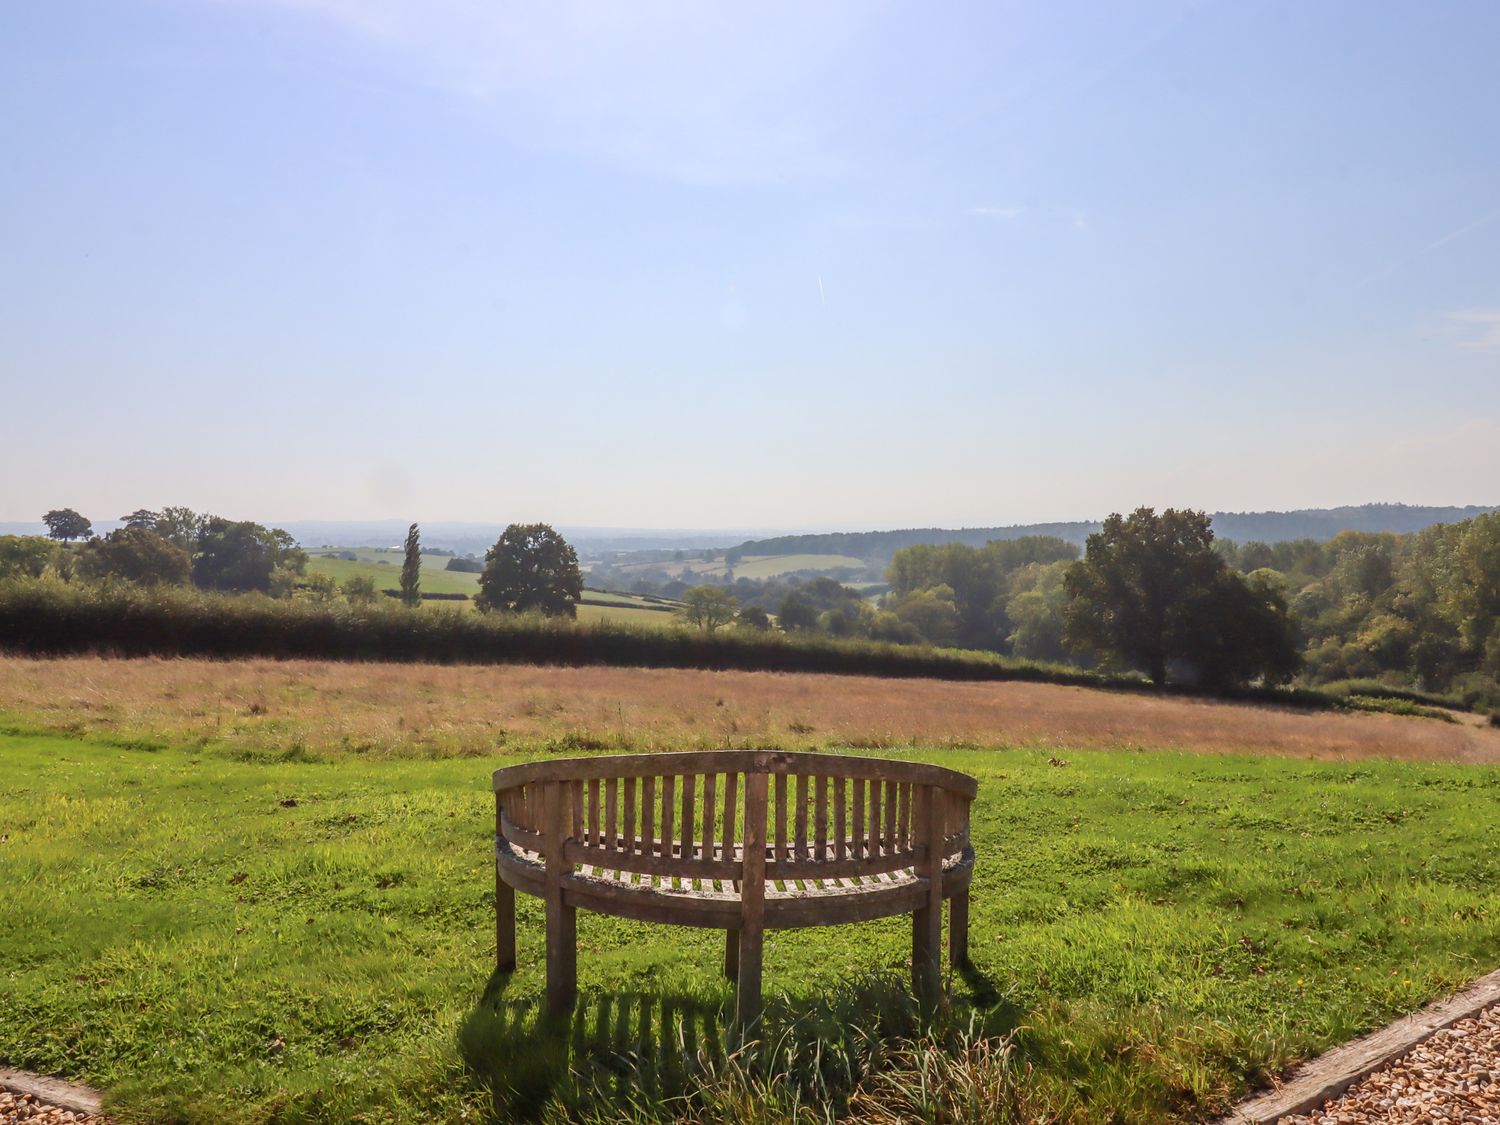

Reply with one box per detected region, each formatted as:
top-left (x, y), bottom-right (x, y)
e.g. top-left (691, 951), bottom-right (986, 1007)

top-left (545, 896), bottom-right (576, 1015)
top-left (724, 928), bottom-right (739, 981)
top-left (496, 877), bottom-right (516, 972)
top-left (912, 903), bottom-right (941, 1011)
top-left (949, 886), bottom-right (970, 969)
top-left (735, 923), bottom-right (763, 1031)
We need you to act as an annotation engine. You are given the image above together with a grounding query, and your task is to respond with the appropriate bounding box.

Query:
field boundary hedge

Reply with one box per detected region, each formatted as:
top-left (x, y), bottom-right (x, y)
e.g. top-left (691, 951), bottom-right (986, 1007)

top-left (0, 579), bottom-right (1350, 710)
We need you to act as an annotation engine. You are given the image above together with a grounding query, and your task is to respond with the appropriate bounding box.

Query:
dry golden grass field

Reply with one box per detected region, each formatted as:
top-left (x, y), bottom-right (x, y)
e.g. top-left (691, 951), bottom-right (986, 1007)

top-left (3, 654), bottom-right (1498, 763)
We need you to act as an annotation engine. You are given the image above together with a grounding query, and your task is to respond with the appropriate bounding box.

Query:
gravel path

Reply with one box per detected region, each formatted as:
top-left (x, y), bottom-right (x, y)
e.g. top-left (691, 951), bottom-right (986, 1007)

top-left (0, 1091), bottom-right (106, 1125)
top-left (1283, 1004), bottom-right (1500, 1124)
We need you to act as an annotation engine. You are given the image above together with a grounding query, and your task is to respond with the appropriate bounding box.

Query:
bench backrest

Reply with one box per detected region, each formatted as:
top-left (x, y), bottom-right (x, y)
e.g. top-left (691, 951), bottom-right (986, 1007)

top-left (494, 750), bottom-right (975, 889)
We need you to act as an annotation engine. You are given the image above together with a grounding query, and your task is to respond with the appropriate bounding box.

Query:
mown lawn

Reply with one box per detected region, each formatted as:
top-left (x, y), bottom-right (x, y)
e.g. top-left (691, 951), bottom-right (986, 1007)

top-left (3, 729), bottom-right (1499, 1123)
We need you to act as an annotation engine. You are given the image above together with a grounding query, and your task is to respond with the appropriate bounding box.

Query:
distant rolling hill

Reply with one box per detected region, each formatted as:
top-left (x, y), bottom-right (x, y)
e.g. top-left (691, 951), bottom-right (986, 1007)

top-left (729, 503), bottom-right (1500, 561)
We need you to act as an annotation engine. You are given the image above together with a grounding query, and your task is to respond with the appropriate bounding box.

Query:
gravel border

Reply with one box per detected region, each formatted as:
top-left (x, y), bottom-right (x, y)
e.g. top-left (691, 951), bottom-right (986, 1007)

top-left (1214, 968), bottom-right (1500, 1124)
top-left (0, 1070), bottom-right (103, 1120)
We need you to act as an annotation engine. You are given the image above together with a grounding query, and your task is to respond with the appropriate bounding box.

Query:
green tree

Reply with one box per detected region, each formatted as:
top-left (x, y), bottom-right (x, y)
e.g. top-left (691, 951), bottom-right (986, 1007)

top-left (119, 509), bottom-right (161, 530)
top-left (777, 593), bottom-right (818, 631)
top-left (400, 523), bottom-right (422, 608)
top-left (1063, 507), bottom-right (1298, 688)
top-left (43, 509), bottom-right (92, 542)
top-left (154, 507), bottom-right (205, 552)
top-left (193, 518), bottom-right (305, 594)
top-left (475, 523), bottom-right (582, 617)
top-left (342, 574), bottom-right (379, 604)
top-left (0, 536), bottom-right (58, 580)
top-left (304, 573), bottom-right (340, 602)
top-left (736, 604), bottom-right (772, 630)
top-left (677, 586), bottom-right (738, 632)
top-left (886, 585), bottom-right (961, 646)
top-left (79, 527), bottom-right (191, 587)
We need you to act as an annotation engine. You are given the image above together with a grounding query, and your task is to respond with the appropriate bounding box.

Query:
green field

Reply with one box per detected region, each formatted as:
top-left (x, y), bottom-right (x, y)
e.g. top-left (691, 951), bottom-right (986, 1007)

top-left (305, 551), bottom-right (481, 598)
top-left (725, 554), bottom-right (866, 580)
top-left (4, 726), bottom-right (1499, 1123)
top-left (616, 553), bottom-right (868, 583)
top-left (305, 554), bottom-right (682, 627)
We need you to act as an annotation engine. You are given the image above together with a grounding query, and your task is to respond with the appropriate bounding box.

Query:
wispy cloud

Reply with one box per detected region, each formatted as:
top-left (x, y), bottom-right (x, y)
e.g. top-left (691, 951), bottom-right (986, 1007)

top-left (1444, 309), bottom-right (1500, 353)
top-left (969, 205), bottom-right (1025, 219)
top-left (207, 0), bottom-right (875, 185)
top-left (1424, 207), bottom-right (1500, 253)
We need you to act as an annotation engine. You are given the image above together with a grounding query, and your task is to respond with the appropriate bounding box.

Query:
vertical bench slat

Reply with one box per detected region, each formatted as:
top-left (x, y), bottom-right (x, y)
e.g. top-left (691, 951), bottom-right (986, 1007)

top-left (794, 774), bottom-right (809, 860)
top-left (737, 772), bottom-right (768, 1029)
top-left (834, 778), bottom-right (847, 861)
top-left (867, 778), bottom-right (881, 859)
top-left (723, 770), bottom-right (740, 864)
top-left (569, 781), bottom-right (583, 842)
top-left (605, 778), bottom-right (619, 852)
top-left (851, 777), bottom-right (865, 860)
top-left (773, 772), bottom-right (788, 864)
top-left (898, 781), bottom-right (911, 854)
top-left (681, 773), bottom-right (696, 863)
top-left (623, 777), bottom-right (637, 855)
top-left (587, 778), bottom-right (601, 848)
top-left (814, 775), bottom-right (829, 863)
top-left (642, 776), bottom-right (656, 865)
top-left (884, 780), bottom-right (897, 856)
top-left (661, 774), bottom-right (676, 861)
top-left (702, 772), bottom-right (717, 862)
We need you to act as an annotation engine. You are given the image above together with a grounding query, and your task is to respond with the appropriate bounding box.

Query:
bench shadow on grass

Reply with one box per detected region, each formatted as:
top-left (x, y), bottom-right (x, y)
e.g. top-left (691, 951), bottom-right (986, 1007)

top-left (459, 961), bottom-right (1022, 1123)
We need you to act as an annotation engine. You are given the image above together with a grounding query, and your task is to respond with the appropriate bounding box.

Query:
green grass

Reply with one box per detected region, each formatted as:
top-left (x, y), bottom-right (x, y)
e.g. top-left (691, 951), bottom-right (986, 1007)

top-left (721, 555), bottom-right (866, 580)
top-left (305, 553), bottom-right (482, 598)
top-left (4, 729), bottom-right (1500, 1123)
top-left (574, 603), bottom-right (682, 629)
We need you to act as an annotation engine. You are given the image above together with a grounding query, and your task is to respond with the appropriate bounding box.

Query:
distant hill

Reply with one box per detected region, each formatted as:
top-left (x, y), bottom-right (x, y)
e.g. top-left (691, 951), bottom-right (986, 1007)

top-left (730, 504), bottom-right (1500, 561)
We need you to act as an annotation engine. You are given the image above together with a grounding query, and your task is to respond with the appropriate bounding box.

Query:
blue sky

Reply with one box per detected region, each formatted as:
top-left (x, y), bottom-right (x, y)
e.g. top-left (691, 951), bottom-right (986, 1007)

top-left (2, 0), bottom-right (1497, 529)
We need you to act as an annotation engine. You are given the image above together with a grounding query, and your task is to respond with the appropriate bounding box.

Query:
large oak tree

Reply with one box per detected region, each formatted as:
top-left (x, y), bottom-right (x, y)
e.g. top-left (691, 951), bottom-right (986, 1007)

top-left (1064, 507), bottom-right (1299, 688)
top-left (475, 523), bottom-right (582, 617)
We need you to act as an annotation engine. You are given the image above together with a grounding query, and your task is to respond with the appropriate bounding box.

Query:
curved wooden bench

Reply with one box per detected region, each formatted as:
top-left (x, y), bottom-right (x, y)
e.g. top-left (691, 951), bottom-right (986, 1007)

top-left (493, 750), bottom-right (977, 1027)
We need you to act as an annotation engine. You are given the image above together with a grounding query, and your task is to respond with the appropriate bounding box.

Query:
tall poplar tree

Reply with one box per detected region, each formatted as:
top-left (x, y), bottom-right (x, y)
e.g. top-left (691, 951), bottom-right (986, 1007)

top-left (400, 523), bottom-right (421, 607)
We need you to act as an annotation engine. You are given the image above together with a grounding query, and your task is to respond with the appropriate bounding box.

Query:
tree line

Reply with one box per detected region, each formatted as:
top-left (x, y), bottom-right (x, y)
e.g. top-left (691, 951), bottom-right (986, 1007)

top-left (671, 506), bottom-right (1500, 706)
top-left (5, 509), bottom-right (585, 620)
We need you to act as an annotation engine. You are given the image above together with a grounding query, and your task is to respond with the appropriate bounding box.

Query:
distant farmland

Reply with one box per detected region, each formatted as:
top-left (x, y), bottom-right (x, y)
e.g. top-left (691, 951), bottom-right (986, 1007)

top-left (306, 549), bottom-right (683, 626)
top-left (615, 552), bottom-right (867, 581)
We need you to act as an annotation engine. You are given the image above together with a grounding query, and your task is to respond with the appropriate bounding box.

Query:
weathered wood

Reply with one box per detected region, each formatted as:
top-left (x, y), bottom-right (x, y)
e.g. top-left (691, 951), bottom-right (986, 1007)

top-left (773, 772), bottom-right (788, 863)
top-left (737, 771), bottom-right (769, 1030)
top-left (949, 885), bottom-right (970, 967)
top-left (794, 774), bottom-right (809, 859)
top-left (723, 927), bottom-right (739, 981)
top-left (851, 777), bottom-right (866, 859)
top-left (494, 751), bottom-right (976, 1016)
top-left (496, 792), bottom-right (516, 971)
top-left (496, 750), bottom-right (979, 798)
top-left (563, 840), bottom-right (741, 880)
top-left (702, 772), bottom-right (717, 864)
top-left (814, 775), bottom-right (829, 862)
top-left (642, 776), bottom-right (656, 861)
top-left (587, 778), bottom-right (601, 848)
top-left (544, 781), bottom-right (577, 1014)
top-left (605, 778), bottom-right (619, 852)
top-left (911, 784), bottom-right (942, 1011)
top-left (623, 777), bottom-right (637, 855)
top-left (661, 774), bottom-right (676, 860)
top-left (722, 770), bottom-right (739, 859)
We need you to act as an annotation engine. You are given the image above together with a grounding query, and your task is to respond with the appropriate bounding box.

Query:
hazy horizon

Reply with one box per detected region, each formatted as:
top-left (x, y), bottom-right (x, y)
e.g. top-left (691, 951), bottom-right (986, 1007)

top-left (4, 2), bottom-right (1498, 525)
